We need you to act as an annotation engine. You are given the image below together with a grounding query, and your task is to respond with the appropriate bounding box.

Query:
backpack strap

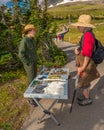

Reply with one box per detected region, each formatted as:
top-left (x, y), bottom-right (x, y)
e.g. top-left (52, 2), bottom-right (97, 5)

top-left (78, 35), bottom-right (84, 51)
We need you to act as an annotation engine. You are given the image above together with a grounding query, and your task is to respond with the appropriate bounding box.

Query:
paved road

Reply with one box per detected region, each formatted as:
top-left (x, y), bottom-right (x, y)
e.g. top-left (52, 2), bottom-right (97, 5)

top-left (21, 42), bottom-right (104, 130)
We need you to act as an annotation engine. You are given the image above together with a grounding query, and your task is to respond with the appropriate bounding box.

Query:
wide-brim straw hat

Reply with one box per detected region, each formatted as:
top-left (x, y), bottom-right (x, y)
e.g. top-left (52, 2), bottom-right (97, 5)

top-left (22, 24), bottom-right (37, 35)
top-left (71, 14), bottom-right (96, 28)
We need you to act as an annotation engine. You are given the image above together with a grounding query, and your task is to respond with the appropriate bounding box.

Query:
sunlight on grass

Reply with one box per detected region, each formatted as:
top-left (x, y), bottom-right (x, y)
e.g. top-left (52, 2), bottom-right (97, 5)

top-left (64, 24), bottom-right (104, 45)
top-left (48, 3), bottom-right (104, 19)
top-left (49, 3), bottom-right (104, 45)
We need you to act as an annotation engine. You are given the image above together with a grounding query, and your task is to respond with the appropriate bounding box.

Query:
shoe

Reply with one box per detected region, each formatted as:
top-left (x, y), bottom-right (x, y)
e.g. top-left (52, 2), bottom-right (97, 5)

top-left (28, 99), bottom-right (38, 107)
top-left (78, 98), bottom-right (92, 106)
top-left (77, 96), bottom-right (85, 101)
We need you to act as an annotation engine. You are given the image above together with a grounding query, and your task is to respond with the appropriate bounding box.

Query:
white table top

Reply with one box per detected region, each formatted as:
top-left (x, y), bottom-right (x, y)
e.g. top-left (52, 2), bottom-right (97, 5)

top-left (24, 68), bottom-right (69, 99)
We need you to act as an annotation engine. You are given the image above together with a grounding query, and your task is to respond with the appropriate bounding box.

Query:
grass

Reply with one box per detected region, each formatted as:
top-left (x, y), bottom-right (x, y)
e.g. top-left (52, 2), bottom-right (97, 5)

top-left (64, 24), bottom-right (104, 45)
top-left (0, 70), bottom-right (24, 84)
top-left (52, 19), bottom-right (104, 45)
top-left (48, 3), bottom-right (104, 45)
top-left (48, 3), bottom-right (104, 19)
top-left (0, 70), bottom-right (31, 130)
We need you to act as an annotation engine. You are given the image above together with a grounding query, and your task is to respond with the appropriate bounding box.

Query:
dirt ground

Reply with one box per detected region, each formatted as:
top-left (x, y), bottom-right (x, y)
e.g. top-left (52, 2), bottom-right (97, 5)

top-left (21, 42), bottom-right (104, 130)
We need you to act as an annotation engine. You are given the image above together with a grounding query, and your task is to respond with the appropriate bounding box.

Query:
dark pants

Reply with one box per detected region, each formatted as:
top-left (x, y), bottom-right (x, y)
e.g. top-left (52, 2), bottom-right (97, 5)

top-left (23, 62), bottom-right (37, 85)
top-left (61, 34), bottom-right (64, 41)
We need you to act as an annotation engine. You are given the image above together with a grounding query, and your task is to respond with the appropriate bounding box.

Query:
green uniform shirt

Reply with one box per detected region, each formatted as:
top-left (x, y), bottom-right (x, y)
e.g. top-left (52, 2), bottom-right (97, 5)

top-left (18, 36), bottom-right (37, 65)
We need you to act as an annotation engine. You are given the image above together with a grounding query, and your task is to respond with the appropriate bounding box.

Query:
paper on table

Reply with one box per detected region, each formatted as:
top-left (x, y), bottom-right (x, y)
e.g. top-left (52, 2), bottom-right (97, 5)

top-left (44, 81), bottom-right (66, 95)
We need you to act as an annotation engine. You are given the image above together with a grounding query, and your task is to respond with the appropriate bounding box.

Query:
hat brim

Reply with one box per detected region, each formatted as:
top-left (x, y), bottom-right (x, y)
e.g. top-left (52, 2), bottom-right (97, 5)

top-left (22, 27), bottom-right (37, 35)
top-left (71, 22), bottom-right (96, 28)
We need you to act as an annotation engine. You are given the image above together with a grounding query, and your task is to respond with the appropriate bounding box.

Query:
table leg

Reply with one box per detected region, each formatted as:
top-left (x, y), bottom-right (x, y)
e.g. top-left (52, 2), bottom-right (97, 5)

top-left (68, 75), bottom-right (70, 98)
top-left (33, 98), bottom-right (60, 125)
top-left (39, 99), bottom-right (58, 120)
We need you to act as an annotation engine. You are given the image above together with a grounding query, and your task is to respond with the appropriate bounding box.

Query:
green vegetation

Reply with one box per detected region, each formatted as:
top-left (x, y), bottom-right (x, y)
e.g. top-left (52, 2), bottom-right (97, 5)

top-left (0, 0), bottom-right (67, 129)
top-left (1, 1), bottom-right (104, 130)
top-left (0, 70), bottom-right (29, 130)
top-left (64, 24), bottom-right (104, 44)
top-left (48, 3), bottom-right (104, 45)
top-left (48, 3), bottom-right (104, 19)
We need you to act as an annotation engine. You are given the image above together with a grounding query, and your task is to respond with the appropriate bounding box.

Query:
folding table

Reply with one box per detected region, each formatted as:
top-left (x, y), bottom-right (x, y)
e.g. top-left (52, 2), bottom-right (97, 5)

top-left (24, 68), bottom-right (70, 125)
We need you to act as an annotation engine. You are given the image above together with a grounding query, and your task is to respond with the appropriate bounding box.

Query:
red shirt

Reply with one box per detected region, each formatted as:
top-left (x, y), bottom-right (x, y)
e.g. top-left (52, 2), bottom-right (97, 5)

top-left (81, 32), bottom-right (95, 58)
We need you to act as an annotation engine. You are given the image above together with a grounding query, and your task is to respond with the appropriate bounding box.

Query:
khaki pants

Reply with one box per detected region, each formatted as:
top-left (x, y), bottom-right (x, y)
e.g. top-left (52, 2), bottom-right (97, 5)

top-left (76, 54), bottom-right (100, 88)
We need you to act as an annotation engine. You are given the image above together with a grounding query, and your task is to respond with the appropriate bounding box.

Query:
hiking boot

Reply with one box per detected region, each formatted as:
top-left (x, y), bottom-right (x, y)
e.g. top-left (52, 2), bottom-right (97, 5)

top-left (77, 95), bottom-right (85, 101)
top-left (77, 88), bottom-right (84, 101)
top-left (78, 98), bottom-right (92, 106)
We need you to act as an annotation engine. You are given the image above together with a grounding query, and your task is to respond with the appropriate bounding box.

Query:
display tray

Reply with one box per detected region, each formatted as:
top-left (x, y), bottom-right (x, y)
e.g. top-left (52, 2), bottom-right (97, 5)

top-left (47, 68), bottom-right (69, 80)
top-left (24, 68), bottom-right (69, 99)
top-left (24, 80), bottom-right (68, 99)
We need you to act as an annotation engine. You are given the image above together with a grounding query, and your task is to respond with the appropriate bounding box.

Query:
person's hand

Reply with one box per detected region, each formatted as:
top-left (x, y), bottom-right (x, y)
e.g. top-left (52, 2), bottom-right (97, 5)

top-left (78, 67), bottom-right (85, 77)
top-left (74, 48), bottom-right (80, 55)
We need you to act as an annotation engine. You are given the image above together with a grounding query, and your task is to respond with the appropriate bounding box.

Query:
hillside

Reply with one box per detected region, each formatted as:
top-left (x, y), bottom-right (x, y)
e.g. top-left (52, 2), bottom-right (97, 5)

top-left (41, 0), bottom-right (104, 7)
top-left (48, 2), bottom-right (104, 44)
top-left (48, 2), bottom-right (104, 18)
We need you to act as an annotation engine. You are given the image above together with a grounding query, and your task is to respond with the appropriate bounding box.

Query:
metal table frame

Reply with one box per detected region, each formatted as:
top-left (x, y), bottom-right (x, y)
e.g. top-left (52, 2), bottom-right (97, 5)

top-left (24, 68), bottom-right (70, 125)
top-left (34, 98), bottom-right (60, 125)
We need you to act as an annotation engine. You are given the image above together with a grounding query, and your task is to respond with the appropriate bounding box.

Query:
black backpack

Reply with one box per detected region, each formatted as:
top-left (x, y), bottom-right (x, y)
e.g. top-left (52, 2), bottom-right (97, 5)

top-left (92, 38), bottom-right (104, 64)
top-left (79, 31), bottom-right (104, 64)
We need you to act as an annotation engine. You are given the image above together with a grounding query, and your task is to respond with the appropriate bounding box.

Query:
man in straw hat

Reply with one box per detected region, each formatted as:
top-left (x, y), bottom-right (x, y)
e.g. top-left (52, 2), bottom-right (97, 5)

top-left (71, 14), bottom-right (100, 106)
top-left (18, 24), bottom-right (38, 106)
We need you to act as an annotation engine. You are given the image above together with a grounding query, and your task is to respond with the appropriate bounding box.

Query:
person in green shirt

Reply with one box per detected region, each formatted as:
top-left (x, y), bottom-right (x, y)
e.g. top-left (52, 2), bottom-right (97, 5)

top-left (18, 24), bottom-right (38, 106)
top-left (19, 24), bottom-right (37, 84)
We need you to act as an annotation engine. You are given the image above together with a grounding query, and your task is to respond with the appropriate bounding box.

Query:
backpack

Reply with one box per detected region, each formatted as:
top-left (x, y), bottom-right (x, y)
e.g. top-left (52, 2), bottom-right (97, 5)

top-left (79, 30), bottom-right (104, 64)
top-left (92, 38), bottom-right (104, 64)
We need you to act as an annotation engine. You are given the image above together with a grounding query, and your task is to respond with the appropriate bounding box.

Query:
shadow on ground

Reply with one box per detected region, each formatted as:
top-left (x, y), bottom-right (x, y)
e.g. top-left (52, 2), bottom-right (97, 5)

top-left (37, 75), bottom-right (104, 130)
top-left (21, 43), bottom-right (104, 130)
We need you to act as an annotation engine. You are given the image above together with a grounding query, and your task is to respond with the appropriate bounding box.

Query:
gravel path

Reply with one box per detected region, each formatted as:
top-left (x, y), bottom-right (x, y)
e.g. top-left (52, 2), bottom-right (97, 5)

top-left (21, 42), bottom-right (104, 130)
